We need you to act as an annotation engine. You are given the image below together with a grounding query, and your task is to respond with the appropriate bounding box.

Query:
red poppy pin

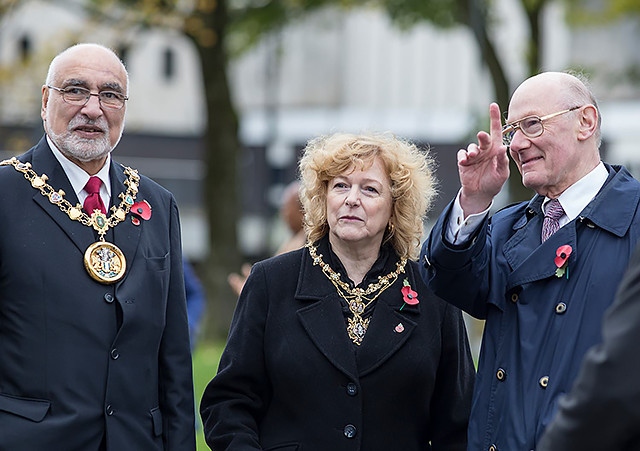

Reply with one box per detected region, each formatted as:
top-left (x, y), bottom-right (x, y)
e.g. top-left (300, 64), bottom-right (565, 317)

top-left (400, 279), bottom-right (419, 311)
top-left (554, 244), bottom-right (572, 279)
top-left (130, 200), bottom-right (152, 225)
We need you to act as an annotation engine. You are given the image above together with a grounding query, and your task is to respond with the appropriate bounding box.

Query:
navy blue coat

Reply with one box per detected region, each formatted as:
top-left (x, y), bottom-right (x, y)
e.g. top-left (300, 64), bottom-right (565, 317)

top-left (420, 164), bottom-right (640, 451)
top-left (0, 137), bottom-right (195, 450)
top-left (201, 237), bottom-right (475, 451)
top-left (538, 242), bottom-right (640, 450)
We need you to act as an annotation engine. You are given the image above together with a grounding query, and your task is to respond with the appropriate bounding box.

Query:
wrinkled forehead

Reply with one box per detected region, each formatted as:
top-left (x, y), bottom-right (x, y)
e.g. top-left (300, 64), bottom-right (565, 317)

top-left (52, 47), bottom-right (127, 92)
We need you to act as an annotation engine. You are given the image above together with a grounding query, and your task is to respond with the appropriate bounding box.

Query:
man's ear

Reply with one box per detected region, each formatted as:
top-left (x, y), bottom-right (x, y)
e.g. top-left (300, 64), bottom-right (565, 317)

top-left (577, 104), bottom-right (598, 142)
top-left (41, 85), bottom-right (49, 121)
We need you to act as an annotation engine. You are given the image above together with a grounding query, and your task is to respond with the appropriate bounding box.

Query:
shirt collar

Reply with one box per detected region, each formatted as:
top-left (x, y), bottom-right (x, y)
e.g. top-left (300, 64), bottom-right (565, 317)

top-left (544, 161), bottom-right (608, 221)
top-left (46, 135), bottom-right (111, 200)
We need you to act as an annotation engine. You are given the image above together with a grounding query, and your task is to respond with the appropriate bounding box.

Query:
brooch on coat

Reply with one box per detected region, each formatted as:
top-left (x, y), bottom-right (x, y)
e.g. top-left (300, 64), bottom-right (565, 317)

top-left (399, 279), bottom-right (419, 310)
top-left (554, 245), bottom-right (572, 279)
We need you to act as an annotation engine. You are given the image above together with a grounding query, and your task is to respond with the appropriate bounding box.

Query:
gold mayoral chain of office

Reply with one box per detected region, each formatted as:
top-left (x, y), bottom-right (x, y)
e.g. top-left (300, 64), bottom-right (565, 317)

top-left (1, 157), bottom-right (140, 285)
top-left (307, 242), bottom-right (407, 345)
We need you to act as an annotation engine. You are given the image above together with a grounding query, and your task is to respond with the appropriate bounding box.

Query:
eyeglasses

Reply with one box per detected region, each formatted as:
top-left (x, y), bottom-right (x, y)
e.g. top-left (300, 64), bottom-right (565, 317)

top-left (47, 85), bottom-right (128, 110)
top-left (502, 106), bottom-right (581, 146)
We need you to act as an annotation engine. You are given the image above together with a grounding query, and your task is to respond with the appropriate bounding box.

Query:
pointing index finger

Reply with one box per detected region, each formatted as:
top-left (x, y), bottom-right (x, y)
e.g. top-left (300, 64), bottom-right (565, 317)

top-left (489, 102), bottom-right (504, 143)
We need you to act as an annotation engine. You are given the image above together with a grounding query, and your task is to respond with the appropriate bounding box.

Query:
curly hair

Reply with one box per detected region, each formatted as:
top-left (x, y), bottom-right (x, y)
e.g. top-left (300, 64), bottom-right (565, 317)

top-left (298, 132), bottom-right (437, 261)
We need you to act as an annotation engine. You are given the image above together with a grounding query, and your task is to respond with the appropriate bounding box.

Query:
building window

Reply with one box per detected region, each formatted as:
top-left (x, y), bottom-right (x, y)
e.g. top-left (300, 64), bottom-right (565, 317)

top-left (163, 47), bottom-right (175, 80)
top-left (18, 35), bottom-right (31, 62)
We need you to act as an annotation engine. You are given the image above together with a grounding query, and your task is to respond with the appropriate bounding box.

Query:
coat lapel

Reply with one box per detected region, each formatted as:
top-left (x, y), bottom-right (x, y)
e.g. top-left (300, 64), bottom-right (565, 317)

top-left (109, 161), bottom-right (143, 284)
top-left (28, 139), bottom-right (95, 254)
top-left (296, 243), bottom-right (421, 379)
top-left (356, 288), bottom-right (418, 377)
top-left (296, 249), bottom-right (359, 380)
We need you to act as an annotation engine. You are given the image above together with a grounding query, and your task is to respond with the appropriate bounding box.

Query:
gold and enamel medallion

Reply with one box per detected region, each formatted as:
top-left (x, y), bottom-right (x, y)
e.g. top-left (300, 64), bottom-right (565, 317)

top-left (84, 241), bottom-right (127, 284)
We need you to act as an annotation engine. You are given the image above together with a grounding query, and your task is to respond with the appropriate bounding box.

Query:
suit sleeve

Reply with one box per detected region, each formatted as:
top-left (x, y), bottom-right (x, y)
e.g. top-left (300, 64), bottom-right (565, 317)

top-left (537, 245), bottom-right (640, 450)
top-left (200, 261), bottom-right (271, 450)
top-left (159, 197), bottom-right (197, 450)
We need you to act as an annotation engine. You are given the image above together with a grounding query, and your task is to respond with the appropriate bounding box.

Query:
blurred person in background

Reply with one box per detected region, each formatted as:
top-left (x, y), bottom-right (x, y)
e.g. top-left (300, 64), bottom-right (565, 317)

top-left (201, 132), bottom-right (475, 450)
top-left (0, 43), bottom-right (195, 450)
top-left (184, 259), bottom-right (206, 351)
top-left (227, 180), bottom-right (306, 296)
top-left (420, 71), bottom-right (640, 450)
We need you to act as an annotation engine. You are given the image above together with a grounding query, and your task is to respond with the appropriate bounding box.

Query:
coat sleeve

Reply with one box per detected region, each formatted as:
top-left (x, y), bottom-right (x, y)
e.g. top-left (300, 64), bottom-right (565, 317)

top-left (428, 302), bottom-right (476, 451)
top-left (420, 200), bottom-right (492, 319)
top-left (537, 245), bottom-right (640, 450)
top-left (159, 197), bottom-right (197, 450)
top-left (200, 261), bottom-right (271, 450)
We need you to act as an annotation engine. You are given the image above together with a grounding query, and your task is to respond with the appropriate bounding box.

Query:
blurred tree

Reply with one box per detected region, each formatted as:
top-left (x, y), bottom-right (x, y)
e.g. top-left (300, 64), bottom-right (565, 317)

top-left (82, 0), bottom-right (242, 339)
top-left (231, 0), bottom-right (555, 202)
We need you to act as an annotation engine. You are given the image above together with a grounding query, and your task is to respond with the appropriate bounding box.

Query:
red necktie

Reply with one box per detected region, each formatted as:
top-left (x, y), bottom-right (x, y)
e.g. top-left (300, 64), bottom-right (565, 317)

top-left (83, 176), bottom-right (107, 215)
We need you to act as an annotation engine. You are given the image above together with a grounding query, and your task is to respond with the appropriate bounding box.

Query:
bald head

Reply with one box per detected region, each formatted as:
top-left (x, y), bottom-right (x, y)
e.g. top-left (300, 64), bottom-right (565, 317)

top-left (506, 71), bottom-right (602, 198)
top-left (508, 72), bottom-right (601, 146)
top-left (45, 43), bottom-right (129, 94)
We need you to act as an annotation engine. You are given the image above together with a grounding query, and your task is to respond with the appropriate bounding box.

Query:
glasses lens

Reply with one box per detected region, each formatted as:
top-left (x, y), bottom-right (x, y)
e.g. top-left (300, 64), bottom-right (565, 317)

top-left (520, 117), bottom-right (543, 138)
top-left (99, 91), bottom-right (125, 109)
top-left (502, 127), bottom-right (515, 146)
top-left (62, 87), bottom-right (90, 104)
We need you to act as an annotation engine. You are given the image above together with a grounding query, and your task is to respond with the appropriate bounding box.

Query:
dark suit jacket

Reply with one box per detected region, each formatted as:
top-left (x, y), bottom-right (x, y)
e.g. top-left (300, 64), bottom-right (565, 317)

top-left (537, 244), bottom-right (640, 451)
top-left (0, 137), bottom-right (195, 450)
top-left (200, 237), bottom-right (475, 451)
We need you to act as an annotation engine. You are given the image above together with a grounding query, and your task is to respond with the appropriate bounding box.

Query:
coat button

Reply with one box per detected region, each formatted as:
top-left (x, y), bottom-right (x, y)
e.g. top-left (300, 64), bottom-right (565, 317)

top-left (343, 424), bottom-right (357, 438)
top-left (539, 376), bottom-right (549, 388)
top-left (496, 368), bottom-right (506, 381)
top-left (346, 382), bottom-right (358, 396)
top-left (511, 293), bottom-right (519, 303)
top-left (110, 348), bottom-right (120, 360)
top-left (555, 302), bottom-right (567, 314)
top-left (489, 445), bottom-right (498, 451)
top-left (106, 404), bottom-right (114, 416)
top-left (104, 293), bottom-right (114, 304)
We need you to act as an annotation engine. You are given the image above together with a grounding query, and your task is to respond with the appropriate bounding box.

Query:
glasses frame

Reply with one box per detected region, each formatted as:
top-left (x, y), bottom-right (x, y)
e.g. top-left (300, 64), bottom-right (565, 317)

top-left (502, 106), bottom-right (581, 146)
top-left (47, 85), bottom-right (128, 110)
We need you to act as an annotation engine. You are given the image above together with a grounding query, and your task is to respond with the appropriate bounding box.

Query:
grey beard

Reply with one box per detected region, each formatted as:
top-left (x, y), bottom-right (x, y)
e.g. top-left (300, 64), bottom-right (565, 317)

top-left (49, 130), bottom-right (112, 163)
top-left (46, 112), bottom-right (115, 163)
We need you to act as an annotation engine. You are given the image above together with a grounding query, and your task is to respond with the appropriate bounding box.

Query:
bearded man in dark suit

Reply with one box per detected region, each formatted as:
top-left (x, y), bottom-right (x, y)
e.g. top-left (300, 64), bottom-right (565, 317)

top-left (0, 43), bottom-right (195, 450)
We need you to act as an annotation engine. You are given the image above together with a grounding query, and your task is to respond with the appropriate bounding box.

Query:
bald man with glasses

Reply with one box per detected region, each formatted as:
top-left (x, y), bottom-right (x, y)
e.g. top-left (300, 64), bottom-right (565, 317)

top-left (0, 43), bottom-right (195, 450)
top-left (419, 71), bottom-right (640, 450)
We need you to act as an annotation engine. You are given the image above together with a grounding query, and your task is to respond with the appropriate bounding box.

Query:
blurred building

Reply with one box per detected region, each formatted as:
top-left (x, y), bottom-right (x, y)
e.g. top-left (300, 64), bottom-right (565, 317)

top-left (1, 0), bottom-right (639, 263)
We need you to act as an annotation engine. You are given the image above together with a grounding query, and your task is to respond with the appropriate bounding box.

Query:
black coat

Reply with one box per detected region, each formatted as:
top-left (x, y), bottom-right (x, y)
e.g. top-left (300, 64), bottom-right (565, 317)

top-left (0, 137), bottom-right (195, 450)
top-left (201, 238), bottom-right (474, 451)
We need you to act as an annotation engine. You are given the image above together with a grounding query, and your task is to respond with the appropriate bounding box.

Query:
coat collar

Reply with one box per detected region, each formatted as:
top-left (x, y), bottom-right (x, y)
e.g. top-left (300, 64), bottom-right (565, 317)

top-left (295, 238), bottom-right (421, 379)
top-left (512, 164), bottom-right (639, 237)
top-left (503, 164), bottom-right (640, 290)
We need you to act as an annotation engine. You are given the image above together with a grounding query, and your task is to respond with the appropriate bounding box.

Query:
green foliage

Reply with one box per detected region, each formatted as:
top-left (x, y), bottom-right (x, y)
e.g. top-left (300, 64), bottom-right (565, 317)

top-left (378, 0), bottom-right (460, 29)
top-left (565, 0), bottom-right (640, 25)
top-left (192, 340), bottom-right (226, 450)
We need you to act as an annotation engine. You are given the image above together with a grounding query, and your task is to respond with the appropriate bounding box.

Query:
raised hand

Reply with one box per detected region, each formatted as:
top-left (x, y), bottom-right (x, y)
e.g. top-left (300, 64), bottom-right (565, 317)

top-left (457, 102), bottom-right (510, 216)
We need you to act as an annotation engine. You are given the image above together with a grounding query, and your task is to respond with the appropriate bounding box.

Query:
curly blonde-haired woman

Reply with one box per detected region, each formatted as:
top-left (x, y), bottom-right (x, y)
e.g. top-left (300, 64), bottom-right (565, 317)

top-left (201, 132), bottom-right (474, 451)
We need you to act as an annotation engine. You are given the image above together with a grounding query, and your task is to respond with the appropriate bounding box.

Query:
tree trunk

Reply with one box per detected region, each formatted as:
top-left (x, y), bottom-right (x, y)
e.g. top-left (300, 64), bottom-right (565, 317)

top-left (459, 0), bottom-right (534, 203)
top-left (190, 0), bottom-right (243, 340)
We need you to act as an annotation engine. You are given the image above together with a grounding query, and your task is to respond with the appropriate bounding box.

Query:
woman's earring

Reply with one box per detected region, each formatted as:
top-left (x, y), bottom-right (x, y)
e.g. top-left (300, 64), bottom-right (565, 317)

top-left (387, 222), bottom-right (395, 237)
